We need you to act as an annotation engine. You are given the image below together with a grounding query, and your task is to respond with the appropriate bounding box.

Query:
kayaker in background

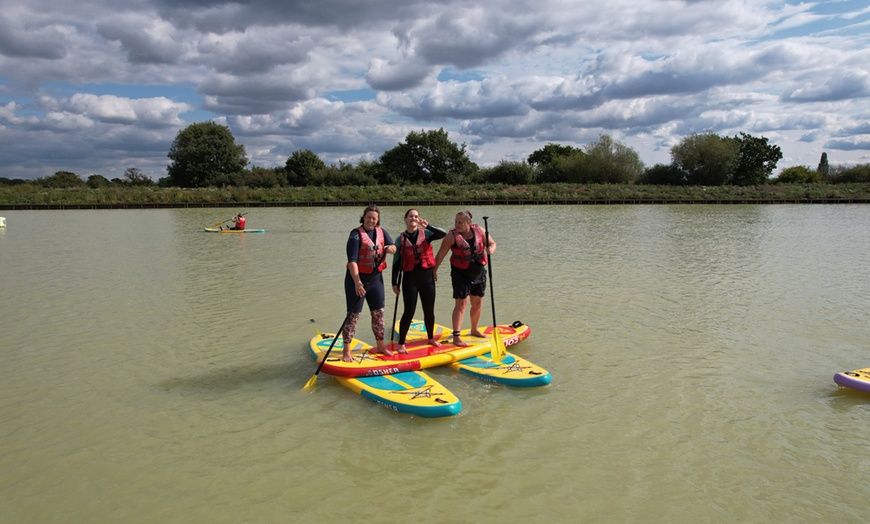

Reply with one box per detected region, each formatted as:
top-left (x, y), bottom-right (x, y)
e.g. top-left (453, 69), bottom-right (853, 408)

top-left (228, 213), bottom-right (246, 230)
top-left (392, 209), bottom-right (447, 354)
top-left (434, 210), bottom-right (496, 347)
top-left (342, 205), bottom-right (397, 362)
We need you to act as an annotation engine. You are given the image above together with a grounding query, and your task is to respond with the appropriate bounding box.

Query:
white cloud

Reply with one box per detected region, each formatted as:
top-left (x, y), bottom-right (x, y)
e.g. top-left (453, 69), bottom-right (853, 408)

top-left (0, 0), bottom-right (869, 180)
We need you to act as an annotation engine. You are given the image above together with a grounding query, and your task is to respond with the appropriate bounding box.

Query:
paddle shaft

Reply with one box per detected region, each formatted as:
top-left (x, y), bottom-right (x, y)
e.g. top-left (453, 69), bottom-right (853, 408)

top-left (390, 253), bottom-right (403, 344)
top-left (483, 216), bottom-right (506, 363)
top-left (313, 253), bottom-right (387, 376)
top-left (483, 216), bottom-right (496, 327)
top-left (216, 212), bottom-right (247, 226)
top-left (312, 295), bottom-right (365, 377)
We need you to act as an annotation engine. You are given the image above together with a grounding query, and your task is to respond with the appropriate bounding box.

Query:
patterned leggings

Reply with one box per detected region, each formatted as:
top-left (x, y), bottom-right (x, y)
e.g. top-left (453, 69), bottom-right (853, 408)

top-left (342, 308), bottom-right (385, 349)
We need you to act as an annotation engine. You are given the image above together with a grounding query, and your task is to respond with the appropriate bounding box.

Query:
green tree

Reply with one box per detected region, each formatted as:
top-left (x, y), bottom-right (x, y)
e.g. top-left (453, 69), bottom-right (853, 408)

top-left (379, 128), bottom-right (478, 185)
top-left (527, 143), bottom-right (581, 167)
top-left (817, 152), bottom-right (829, 180)
top-left (86, 174), bottom-right (112, 188)
top-left (39, 171), bottom-right (85, 188)
top-left (829, 164), bottom-right (870, 183)
top-left (584, 134), bottom-right (644, 183)
top-left (166, 122), bottom-right (247, 188)
top-left (730, 132), bottom-right (782, 186)
top-left (536, 153), bottom-right (589, 183)
top-left (773, 166), bottom-right (823, 184)
top-left (638, 163), bottom-right (688, 185)
top-left (123, 167), bottom-right (155, 186)
top-left (671, 132), bottom-right (739, 186)
top-left (285, 150), bottom-right (326, 186)
top-left (480, 160), bottom-right (535, 185)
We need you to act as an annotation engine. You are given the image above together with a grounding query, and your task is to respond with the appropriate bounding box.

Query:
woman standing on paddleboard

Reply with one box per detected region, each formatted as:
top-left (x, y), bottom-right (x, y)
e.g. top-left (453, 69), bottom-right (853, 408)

top-left (391, 209), bottom-right (447, 354)
top-left (343, 205), bottom-right (397, 362)
top-left (434, 210), bottom-right (496, 347)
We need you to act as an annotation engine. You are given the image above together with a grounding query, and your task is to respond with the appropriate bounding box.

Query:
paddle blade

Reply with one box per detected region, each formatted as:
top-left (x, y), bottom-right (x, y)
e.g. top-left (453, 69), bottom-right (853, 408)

top-left (213, 222), bottom-right (221, 227)
top-left (302, 374), bottom-right (318, 392)
top-left (491, 327), bottom-right (506, 363)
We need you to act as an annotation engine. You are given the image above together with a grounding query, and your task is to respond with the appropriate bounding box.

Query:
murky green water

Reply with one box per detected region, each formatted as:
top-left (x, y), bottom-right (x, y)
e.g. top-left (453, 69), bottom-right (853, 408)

top-left (1, 205), bottom-right (869, 523)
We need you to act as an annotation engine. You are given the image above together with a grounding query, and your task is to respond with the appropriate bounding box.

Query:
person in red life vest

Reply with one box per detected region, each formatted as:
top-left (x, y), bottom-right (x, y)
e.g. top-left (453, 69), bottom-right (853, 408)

top-left (391, 209), bottom-right (447, 354)
top-left (228, 213), bottom-right (246, 230)
top-left (342, 205), bottom-right (397, 362)
top-left (433, 210), bottom-right (496, 347)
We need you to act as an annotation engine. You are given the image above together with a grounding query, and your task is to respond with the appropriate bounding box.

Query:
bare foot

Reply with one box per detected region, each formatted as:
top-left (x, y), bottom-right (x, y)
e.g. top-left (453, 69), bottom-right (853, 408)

top-left (342, 350), bottom-right (353, 362)
top-left (396, 345), bottom-right (409, 355)
top-left (375, 343), bottom-right (394, 356)
top-left (453, 335), bottom-right (468, 347)
top-left (470, 330), bottom-right (486, 338)
top-left (428, 338), bottom-right (442, 348)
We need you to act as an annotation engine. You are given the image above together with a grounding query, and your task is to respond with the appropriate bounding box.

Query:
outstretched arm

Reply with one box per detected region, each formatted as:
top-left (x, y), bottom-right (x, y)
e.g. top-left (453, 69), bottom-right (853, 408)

top-left (433, 231), bottom-right (454, 282)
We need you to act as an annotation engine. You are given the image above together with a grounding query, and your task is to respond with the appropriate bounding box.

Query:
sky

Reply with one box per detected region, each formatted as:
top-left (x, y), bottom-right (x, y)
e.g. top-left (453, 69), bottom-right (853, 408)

top-left (0, 0), bottom-right (868, 181)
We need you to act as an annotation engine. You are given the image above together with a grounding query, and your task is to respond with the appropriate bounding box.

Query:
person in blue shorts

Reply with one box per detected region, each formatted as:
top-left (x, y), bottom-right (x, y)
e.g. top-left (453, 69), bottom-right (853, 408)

top-left (342, 205), bottom-right (397, 362)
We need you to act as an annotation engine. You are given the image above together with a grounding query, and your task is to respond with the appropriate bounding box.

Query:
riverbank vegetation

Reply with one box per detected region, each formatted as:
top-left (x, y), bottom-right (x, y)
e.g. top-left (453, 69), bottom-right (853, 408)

top-left (2, 123), bottom-right (869, 206)
top-left (3, 182), bottom-right (870, 207)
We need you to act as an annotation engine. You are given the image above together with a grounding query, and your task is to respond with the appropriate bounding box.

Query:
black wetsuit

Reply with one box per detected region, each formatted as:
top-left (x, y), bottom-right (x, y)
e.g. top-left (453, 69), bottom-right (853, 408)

top-left (391, 225), bottom-right (446, 343)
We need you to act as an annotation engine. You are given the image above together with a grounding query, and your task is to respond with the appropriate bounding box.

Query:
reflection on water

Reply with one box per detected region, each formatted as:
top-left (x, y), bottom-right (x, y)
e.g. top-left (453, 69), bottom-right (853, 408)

top-left (1, 205), bottom-right (869, 522)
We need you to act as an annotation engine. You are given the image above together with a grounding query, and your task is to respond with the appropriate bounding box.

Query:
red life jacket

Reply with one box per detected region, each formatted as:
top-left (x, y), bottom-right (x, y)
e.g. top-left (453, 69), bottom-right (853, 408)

top-left (450, 224), bottom-right (488, 269)
top-left (237, 216), bottom-right (246, 229)
top-left (399, 229), bottom-right (435, 271)
top-left (356, 226), bottom-right (387, 274)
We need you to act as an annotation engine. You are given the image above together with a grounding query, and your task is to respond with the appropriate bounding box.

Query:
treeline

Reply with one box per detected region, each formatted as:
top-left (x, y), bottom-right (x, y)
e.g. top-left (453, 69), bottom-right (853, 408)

top-left (2, 122), bottom-right (869, 189)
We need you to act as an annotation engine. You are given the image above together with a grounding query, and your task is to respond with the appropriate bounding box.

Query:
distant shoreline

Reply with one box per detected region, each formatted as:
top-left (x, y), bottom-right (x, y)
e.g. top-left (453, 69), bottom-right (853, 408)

top-left (4, 182), bottom-right (870, 209)
top-left (4, 197), bottom-right (870, 210)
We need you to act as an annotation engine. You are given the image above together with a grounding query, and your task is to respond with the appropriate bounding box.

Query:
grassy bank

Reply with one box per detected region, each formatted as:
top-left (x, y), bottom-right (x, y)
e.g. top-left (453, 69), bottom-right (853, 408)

top-left (2, 183), bottom-right (870, 208)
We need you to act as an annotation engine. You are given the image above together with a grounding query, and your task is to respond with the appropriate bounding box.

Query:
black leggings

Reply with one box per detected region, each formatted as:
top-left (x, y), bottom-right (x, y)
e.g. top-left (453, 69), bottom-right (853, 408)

top-left (398, 267), bottom-right (437, 344)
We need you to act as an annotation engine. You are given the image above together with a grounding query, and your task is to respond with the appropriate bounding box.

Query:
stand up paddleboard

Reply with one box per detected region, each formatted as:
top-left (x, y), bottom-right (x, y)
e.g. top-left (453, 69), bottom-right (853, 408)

top-left (203, 227), bottom-right (266, 233)
top-left (308, 321), bottom-right (530, 378)
top-left (447, 351), bottom-right (551, 387)
top-left (402, 320), bottom-right (551, 387)
top-left (309, 333), bottom-right (461, 418)
top-left (834, 367), bottom-right (870, 393)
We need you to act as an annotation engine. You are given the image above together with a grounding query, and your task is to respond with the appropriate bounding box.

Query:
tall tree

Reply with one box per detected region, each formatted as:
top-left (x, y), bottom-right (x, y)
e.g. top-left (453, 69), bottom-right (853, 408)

top-left (285, 149), bottom-right (326, 186)
top-left (123, 167), bottom-right (155, 186)
top-left (671, 132), bottom-right (739, 185)
top-left (584, 134), bottom-right (644, 183)
top-left (817, 152), bottom-right (829, 180)
top-left (527, 143), bottom-right (581, 167)
top-left (379, 128), bottom-right (477, 184)
top-left (39, 171), bottom-right (84, 188)
top-left (730, 132), bottom-right (782, 186)
top-left (167, 122), bottom-right (247, 188)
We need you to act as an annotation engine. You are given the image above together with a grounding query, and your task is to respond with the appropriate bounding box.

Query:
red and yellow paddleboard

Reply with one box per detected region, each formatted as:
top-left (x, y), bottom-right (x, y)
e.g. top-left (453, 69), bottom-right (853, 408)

top-left (308, 321), bottom-right (530, 378)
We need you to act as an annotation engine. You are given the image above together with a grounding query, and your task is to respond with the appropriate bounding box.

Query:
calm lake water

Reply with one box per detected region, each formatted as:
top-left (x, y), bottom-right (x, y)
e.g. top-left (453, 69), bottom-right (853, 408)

top-left (1, 204), bottom-right (869, 523)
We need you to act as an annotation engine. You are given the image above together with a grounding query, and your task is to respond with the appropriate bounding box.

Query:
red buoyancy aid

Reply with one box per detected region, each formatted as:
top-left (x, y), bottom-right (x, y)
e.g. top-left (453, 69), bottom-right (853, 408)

top-left (449, 224), bottom-right (488, 269)
top-left (400, 229), bottom-right (435, 272)
top-left (356, 226), bottom-right (387, 274)
top-left (237, 216), bottom-right (246, 229)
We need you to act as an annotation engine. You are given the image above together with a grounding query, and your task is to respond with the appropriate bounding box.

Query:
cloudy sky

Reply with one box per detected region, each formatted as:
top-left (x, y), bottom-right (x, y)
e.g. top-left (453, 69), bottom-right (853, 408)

top-left (0, 0), bottom-right (868, 181)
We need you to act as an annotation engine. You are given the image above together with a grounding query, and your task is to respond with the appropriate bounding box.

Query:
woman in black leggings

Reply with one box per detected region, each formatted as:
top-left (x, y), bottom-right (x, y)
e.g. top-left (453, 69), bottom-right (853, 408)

top-left (391, 209), bottom-right (447, 353)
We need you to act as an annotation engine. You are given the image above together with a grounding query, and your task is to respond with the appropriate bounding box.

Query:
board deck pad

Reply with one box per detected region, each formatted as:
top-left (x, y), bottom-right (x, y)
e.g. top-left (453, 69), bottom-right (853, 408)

top-left (834, 367), bottom-right (870, 393)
